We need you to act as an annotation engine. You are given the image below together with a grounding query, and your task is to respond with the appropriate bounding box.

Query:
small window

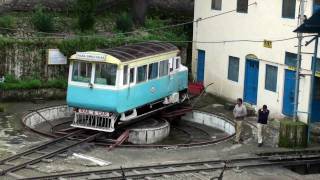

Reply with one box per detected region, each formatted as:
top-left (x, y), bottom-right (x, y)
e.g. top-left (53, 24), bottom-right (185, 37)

top-left (285, 52), bottom-right (297, 67)
top-left (72, 61), bottom-right (92, 83)
top-left (211, 0), bottom-right (222, 10)
top-left (176, 58), bottom-right (180, 69)
top-left (314, 0), bottom-right (320, 14)
top-left (227, 56), bottom-right (240, 82)
top-left (315, 78), bottom-right (320, 100)
top-left (265, 65), bottom-right (278, 92)
top-left (123, 65), bottom-right (128, 85)
top-left (237, 0), bottom-right (248, 13)
top-left (282, 0), bottom-right (296, 18)
top-left (169, 59), bottom-right (174, 72)
top-left (159, 60), bottom-right (169, 77)
top-left (129, 68), bottom-right (135, 83)
top-left (137, 65), bottom-right (147, 83)
top-left (148, 62), bottom-right (158, 80)
top-left (94, 63), bottom-right (117, 86)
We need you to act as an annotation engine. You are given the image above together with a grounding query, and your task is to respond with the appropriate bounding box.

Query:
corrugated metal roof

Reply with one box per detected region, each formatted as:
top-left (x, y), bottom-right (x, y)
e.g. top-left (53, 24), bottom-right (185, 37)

top-left (294, 12), bottom-right (320, 33)
top-left (98, 42), bottom-right (179, 62)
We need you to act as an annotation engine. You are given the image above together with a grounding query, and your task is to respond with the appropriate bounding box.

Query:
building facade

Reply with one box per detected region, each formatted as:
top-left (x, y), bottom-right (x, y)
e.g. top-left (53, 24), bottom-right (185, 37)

top-left (192, 0), bottom-right (320, 123)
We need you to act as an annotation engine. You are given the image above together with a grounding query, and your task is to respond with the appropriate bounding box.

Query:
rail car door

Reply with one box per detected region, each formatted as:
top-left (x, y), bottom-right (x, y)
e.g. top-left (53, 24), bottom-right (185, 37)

top-left (168, 58), bottom-right (178, 94)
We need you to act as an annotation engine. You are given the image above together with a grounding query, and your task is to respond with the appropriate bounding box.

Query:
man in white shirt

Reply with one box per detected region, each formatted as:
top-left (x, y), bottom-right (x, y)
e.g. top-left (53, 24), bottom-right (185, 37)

top-left (233, 98), bottom-right (247, 144)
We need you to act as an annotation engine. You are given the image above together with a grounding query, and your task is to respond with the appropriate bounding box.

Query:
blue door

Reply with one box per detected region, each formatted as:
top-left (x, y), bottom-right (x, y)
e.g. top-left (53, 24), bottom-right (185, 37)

top-left (197, 50), bottom-right (205, 82)
top-left (282, 70), bottom-right (296, 116)
top-left (244, 59), bottom-right (259, 104)
top-left (311, 77), bottom-right (320, 123)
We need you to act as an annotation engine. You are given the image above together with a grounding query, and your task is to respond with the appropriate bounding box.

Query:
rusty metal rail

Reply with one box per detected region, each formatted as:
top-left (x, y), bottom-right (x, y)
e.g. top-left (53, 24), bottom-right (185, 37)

top-left (19, 151), bottom-right (320, 180)
top-left (0, 130), bottom-right (104, 177)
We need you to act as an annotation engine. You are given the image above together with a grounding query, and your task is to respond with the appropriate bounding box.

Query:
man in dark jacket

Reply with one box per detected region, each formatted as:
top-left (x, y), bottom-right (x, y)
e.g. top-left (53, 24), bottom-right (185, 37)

top-left (257, 105), bottom-right (269, 147)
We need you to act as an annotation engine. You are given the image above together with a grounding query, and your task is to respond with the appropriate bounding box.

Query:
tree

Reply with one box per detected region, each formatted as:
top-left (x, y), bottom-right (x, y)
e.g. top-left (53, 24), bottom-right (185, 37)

top-left (132, 0), bottom-right (148, 26)
top-left (75, 0), bottom-right (99, 32)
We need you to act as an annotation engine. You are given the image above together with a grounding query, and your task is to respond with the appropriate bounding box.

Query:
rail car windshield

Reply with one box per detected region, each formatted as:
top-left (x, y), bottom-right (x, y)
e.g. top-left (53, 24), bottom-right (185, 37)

top-left (72, 61), bottom-right (92, 83)
top-left (95, 62), bottom-right (117, 86)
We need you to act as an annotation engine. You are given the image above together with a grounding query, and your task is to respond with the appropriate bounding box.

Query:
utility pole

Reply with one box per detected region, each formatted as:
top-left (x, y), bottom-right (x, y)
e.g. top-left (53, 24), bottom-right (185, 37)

top-left (293, 0), bottom-right (305, 122)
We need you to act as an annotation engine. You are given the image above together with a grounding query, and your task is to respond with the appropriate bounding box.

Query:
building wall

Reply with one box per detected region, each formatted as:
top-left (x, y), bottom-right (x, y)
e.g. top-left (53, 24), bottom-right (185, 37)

top-left (192, 0), bottom-right (319, 122)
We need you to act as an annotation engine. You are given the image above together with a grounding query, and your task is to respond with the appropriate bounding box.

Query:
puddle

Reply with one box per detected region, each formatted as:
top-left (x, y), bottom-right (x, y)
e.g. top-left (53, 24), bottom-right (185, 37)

top-left (0, 112), bottom-right (46, 158)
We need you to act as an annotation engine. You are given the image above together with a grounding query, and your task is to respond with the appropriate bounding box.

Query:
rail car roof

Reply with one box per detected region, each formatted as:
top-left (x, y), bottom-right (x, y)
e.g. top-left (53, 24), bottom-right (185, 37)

top-left (70, 42), bottom-right (179, 65)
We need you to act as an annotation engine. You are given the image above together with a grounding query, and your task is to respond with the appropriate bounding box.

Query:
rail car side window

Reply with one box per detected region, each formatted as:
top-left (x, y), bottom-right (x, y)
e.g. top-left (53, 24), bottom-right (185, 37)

top-left (137, 65), bottom-right (147, 83)
top-left (130, 68), bottom-right (135, 83)
top-left (175, 58), bottom-right (180, 69)
top-left (148, 62), bottom-right (159, 80)
top-left (72, 61), bottom-right (92, 83)
top-left (123, 65), bottom-right (128, 85)
top-left (169, 59), bottom-right (174, 72)
top-left (159, 60), bottom-right (169, 77)
top-left (94, 63), bottom-right (117, 86)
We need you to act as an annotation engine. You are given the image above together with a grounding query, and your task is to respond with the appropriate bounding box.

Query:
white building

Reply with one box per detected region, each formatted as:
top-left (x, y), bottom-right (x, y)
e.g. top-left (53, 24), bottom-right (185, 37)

top-left (192, 0), bottom-right (320, 123)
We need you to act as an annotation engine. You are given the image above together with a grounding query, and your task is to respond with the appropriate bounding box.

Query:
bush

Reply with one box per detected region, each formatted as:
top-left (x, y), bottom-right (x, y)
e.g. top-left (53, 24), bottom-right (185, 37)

top-left (31, 5), bottom-right (54, 32)
top-left (76, 0), bottom-right (99, 32)
top-left (0, 15), bottom-right (15, 29)
top-left (116, 12), bottom-right (133, 32)
top-left (0, 75), bottom-right (67, 90)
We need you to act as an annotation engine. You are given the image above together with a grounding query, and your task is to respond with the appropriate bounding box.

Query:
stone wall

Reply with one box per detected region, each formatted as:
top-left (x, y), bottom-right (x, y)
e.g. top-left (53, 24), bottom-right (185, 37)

top-left (0, 44), bottom-right (68, 79)
top-left (0, 88), bottom-right (66, 101)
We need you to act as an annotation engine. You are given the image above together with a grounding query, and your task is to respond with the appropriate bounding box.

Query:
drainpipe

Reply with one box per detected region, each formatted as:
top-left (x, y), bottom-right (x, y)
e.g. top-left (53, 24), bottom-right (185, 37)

top-left (307, 35), bottom-right (319, 144)
top-left (293, 0), bottom-right (305, 122)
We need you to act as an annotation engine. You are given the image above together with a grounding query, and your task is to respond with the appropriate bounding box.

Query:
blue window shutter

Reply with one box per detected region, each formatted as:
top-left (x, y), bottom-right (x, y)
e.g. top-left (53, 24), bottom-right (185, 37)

top-left (228, 56), bottom-right (240, 82)
top-left (265, 65), bottom-right (278, 92)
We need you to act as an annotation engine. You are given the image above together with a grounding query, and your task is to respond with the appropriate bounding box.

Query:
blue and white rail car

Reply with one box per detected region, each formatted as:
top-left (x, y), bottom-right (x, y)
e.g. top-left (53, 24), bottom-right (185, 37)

top-left (67, 42), bottom-right (188, 132)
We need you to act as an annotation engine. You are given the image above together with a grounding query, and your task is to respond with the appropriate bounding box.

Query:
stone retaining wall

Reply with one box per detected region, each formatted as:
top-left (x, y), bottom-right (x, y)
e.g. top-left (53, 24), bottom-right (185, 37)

top-left (22, 105), bottom-right (73, 129)
top-left (182, 111), bottom-right (235, 135)
top-left (0, 88), bottom-right (66, 101)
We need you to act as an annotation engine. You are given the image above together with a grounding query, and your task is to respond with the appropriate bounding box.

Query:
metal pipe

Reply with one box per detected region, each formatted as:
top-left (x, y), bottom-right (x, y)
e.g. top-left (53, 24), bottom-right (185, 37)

top-left (293, 0), bottom-right (305, 121)
top-left (307, 35), bottom-right (319, 144)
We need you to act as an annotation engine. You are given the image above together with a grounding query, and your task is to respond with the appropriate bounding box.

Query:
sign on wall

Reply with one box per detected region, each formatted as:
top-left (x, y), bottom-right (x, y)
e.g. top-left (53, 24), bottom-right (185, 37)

top-left (263, 40), bottom-right (272, 48)
top-left (48, 49), bottom-right (67, 65)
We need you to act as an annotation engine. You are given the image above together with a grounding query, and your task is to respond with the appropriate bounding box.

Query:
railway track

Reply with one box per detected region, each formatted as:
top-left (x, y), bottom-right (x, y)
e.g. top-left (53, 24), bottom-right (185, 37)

top-left (19, 150), bottom-right (320, 180)
top-left (0, 130), bottom-right (103, 178)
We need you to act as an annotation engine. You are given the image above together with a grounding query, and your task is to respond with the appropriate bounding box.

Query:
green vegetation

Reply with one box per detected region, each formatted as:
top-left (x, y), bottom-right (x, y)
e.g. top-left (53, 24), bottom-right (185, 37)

top-left (0, 15), bottom-right (16, 29)
top-left (31, 6), bottom-right (54, 32)
top-left (279, 119), bottom-right (308, 148)
top-left (75, 0), bottom-right (99, 32)
top-left (0, 75), bottom-right (67, 90)
top-left (116, 12), bottom-right (133, 32)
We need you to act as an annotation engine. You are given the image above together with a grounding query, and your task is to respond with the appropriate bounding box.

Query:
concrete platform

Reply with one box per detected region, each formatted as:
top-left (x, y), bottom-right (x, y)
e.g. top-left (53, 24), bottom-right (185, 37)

top-left (128, 118), bottom-right (170, 144)
top-left (1, 96), bottom-right (320, 180)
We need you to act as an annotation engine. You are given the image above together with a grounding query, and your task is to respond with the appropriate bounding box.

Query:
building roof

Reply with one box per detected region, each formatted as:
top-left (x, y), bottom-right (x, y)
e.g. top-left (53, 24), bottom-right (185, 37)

top-left (294, 12), bottom-right (320, 33)
top-left (97, 42), bottom-right (179, 62)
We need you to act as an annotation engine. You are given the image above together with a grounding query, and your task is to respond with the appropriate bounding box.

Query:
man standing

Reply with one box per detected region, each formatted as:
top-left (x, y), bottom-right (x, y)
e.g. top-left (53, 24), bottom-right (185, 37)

top-left (233, 98), bottom-right (247, 144)
top-left (257, 105), bottom-right (269, 147)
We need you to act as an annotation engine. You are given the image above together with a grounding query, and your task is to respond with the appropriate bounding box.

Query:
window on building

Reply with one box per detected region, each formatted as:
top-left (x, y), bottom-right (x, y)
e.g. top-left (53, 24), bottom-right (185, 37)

top-left (282, 0), bottom-right (296, 19)
top-left (265, 65), bottom-right (278, 92)
top-left (72, 61), bottom-right (92, 83)
top-left (237, 0), bottom-right (248, 13)
top-left (148, 62), bottom-right (159, 80)
top-left (315, 78), bottom-right (320, 100)
top-left (159, 60), bottom-right (169, 77)
top-left (211, 0), bottom-right (222, 10)
top-left (227, 56), bottom-right (240, 82)
top-left (129, 68), bottom-right (135, 83)
top-left (285, 52), bottom-right (298, 67)
top-left (94, 63), bottom-right (117, 86)
top-left (123, 65), bottom-right (128, 85)
top-left (137, 65), bottom-right (147, 83)
top-left (314, 0), bottom-right (320, 14)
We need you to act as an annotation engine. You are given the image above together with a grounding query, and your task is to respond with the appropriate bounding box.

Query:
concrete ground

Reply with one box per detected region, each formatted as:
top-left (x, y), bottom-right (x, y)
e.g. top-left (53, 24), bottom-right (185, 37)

top-left (0, 96), bottom-right (320, 180)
